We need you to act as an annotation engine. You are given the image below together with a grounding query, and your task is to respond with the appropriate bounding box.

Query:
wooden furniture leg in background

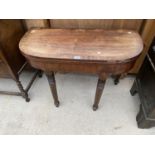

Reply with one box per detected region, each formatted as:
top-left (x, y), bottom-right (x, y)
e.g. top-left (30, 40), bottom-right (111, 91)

top-left (113, 74), bottom-right (121, 85)
top-left (130, 80), bottom-right (138, 96)
top-left (38, 70), bottom-right (43, 78)
top-left (93, 75), bottom-right (106, 111)
top-left (46, 72), bottom-right (60, 107)
top-left (113, 73), bottom-right (127, 85)
top-left (0, 62), bottom-right (42, 101)
top-left (15, 77), bottom-right (30, 102)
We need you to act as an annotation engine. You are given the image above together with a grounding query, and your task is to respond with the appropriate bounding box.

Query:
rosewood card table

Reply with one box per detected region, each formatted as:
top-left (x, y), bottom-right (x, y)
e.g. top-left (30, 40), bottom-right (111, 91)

top-left (19, 29), bottom-right (143, 111)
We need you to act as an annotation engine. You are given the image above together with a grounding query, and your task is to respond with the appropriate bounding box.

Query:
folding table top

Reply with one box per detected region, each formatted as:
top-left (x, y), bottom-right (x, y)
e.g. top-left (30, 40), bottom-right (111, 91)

top-left (19, 29), bottom-right (143, 61)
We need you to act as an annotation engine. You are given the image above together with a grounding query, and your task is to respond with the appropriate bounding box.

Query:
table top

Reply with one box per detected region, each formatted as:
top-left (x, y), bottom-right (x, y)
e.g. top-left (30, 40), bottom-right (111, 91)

top-left (19, 29), bottom-right (143, 61)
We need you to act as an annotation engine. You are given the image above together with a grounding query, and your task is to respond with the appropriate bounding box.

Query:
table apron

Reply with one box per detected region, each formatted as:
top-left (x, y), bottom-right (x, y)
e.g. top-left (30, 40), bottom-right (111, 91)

top-left (26, 57), bottom-right (136, 75)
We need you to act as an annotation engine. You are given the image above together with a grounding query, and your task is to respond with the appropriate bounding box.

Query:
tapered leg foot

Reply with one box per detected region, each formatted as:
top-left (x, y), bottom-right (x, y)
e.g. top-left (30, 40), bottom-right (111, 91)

top-left (93, 78), bottom-right (106, 111)
top-left (46, 72), bottom-right (60, 108)
top-left (26, 98), bottom-right (30, 102)
top-left (54, 101), bottom-right (60, 107)
top-left (130, 81), bottom-right (138, 96)
top-left (93, 105), bottom-right (98, 111)
top-left (136, 104), bottom-right (155, 129)
top-left (16, 79), bottom-right (30, 102)
top-left (114, 74), bottom-right (121, 85)
top-left (38, 70), bottom-right (43, 78)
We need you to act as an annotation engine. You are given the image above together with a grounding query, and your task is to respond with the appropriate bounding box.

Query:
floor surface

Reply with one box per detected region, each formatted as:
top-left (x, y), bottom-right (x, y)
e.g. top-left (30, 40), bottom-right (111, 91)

top-left (0, 72), bottom-right (155, 134)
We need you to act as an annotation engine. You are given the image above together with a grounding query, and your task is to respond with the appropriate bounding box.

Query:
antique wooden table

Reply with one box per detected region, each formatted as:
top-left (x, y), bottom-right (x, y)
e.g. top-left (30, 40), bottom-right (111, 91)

top-left (19, 29), bottom-right (143, 110)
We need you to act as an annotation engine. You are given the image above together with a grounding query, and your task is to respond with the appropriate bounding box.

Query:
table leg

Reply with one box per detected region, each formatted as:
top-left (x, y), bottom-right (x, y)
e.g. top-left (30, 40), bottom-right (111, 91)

top-left (113, 74), bottom-right (121, 85)
top-left (38, 70), bottom-right (43, 78)
top-left (46, 72), bottom-right (60, 107)
top-left (130, 80), bottom-right (138, 96)
top-left (16, 79), bottom-right (30, 102)
top-left (93, 78), bottom-right (106, 111)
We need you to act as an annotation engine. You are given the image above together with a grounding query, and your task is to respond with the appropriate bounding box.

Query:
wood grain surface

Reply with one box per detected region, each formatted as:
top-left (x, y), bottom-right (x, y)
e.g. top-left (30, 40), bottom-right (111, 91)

top-left (19, 29), bottom-right (143, 61)
top-left (23, 19), bottom-right (49, 30)
top-left (50, 19), bottom-right (143, 31)
top-left (130, 20), bottom-right (155, 73)
top-left (0, 19), bottom-right (25, 77)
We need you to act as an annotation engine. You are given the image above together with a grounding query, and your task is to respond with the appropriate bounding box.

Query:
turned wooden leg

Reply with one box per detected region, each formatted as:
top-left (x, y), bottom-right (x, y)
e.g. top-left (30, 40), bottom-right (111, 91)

top-left (46, 72), bottom-right (60, 107)
top-left (93, 78), bottom-right (106, 111)
top-left (16, 79), bottom-right (30, 102)
top-left (114, 74), bottom-right (121, 85)
top-left (130, 81), bottom-right (138, 96)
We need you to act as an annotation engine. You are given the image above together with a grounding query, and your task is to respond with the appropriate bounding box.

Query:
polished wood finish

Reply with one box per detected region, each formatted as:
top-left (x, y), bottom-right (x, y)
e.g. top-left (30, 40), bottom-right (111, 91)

top-left (20, 29), bottom-right (143, 61)
top-left (21, 19), bottom-right (155, 73)
top-left (46, 72), bottom-right (60, 107)
top-left (22, 19), bottom-right (50, 70)
top-left (19, 28), bottom-right (143, 110)
top-left (93, 78), bottom-right (106, 111)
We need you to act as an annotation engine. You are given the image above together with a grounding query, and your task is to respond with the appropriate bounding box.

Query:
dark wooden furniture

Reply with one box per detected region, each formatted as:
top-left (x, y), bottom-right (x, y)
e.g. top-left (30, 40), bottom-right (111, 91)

top-left (130, 37), bottom-right (155, 128)
top-left (0, 20), bottom-right (41, 101)
top-left (19, 29), bottom-right (143, 110)
top-left (24, 19), bottom-right (155, 74)
top-left (0, 20), bottom-right (25, 78)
